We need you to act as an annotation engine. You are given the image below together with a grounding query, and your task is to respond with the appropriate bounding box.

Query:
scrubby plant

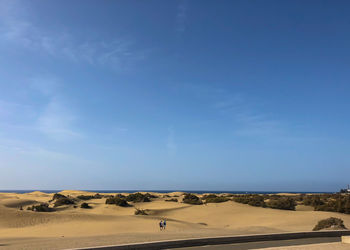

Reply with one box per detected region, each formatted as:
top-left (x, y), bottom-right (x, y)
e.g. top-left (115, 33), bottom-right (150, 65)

top-left (183, 193), bottom-right (203, 205)
top-left (105, 196), bottom-right (130, 207)
top-left (80, 202), bottom-right (92, 209)
top-left (203, 194), bottom-right (229, 203)
top-left (51, 193), bottom-right (75, 207)
top-left (232, 194), bottom-right (266, 207)
top-left (52, 193), bottom-right (67, 200)
top-left (145, 193), bottom-right (158, 199)
top-left (266, 197), bottom-right (296, 210)
top-left (53, 197), bottom-right (75, 207)
top-left (202, 194), bottom-right (218, 199)
top-left (77, 193), bottom-right (103, 200)
top-left (165, 198), bottom-right (178, 202)
top-left (126, 193), bottom-right (151, 202)
top-left (302, 194), bottom-right (350, 214)
top-left (313, 217), bottom-right (347, 231)
top-left (77, 195), bottom-right (94, 200)
top-left (30, 203), bottom-right (54, 212)
top-left (134, 208), bottom-right (148, 215)
top-left (115, 194), bottom-right (126, 199)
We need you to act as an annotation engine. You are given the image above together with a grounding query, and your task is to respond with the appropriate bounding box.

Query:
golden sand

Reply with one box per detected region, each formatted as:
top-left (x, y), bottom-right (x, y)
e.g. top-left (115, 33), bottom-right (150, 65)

top-left (0, 191), bottom-right (349, 250)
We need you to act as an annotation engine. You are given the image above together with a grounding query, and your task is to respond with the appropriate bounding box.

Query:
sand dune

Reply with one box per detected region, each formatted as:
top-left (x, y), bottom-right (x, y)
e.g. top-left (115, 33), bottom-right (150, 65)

top-left (0, 191), bottom-right (350, 250)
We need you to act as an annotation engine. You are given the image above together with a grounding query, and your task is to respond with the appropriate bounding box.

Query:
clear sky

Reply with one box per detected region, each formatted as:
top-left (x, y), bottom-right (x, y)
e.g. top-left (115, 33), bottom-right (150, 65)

top-left (0, 0), bottom-right (349, 191)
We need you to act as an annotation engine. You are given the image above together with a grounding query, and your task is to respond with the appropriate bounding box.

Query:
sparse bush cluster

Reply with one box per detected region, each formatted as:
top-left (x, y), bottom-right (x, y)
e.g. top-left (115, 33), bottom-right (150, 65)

top-left (313, 217), bottom-right (347, 231)
top-left (232, 194), bottom-right (266, 207)
top-left (183, 193), bottom-right (203, 205)
top-left (105, 196), bottom-right (130, 207)
top-left (27, 203), bottom-right (54, 212)
top-left (202, 194), bottom-right (229, 203)
top-left (77, 193), bottom-right (103, 200)
top-left (126, 193), bottom-right (151, 202)
top-left (301, 194), bottom-right (350, 214)
top-left (52, 193), bottom-right (75, 207)
top-left (80, 202), bottom-right (92, 209)
top-left (266, 197), bottom-right (296, 210)
top-left (232, 194), bottom-right (296, 210)
top-left (165, 198), bottom-right (178, 202)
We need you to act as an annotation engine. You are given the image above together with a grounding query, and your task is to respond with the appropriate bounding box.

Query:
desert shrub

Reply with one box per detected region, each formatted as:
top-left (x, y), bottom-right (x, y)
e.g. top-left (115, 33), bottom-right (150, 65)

top-left (205, 196), bottom-right (229, 203)
top-left (266, 197), bottom-right (296, 210)
top-left (302, 194), bottom-right (350, 214)
top-left (183, 193), bottom-right (203, 205)
top-left (80, 203), bottom-right (91, 209)
top-left (77, 193), bottom-right (103, 200)
top-left (145, 193), bottom-right (158, 199)
top-left (134, 208), bottom-right (148, 215)
top-left (105, 196), bottom-right (130, 207)
top-left (313, 217), bottom-right (347, 231)
top-left (53, 197), bottom-right (75, 207)
top-left (52, 193), bottom-right (67, 200)
top-left (163, 195), bottom-right (170, 198)
top-left (232, 195), bottom-right (266, 207)
top-left (202, 194), bottom-right (218, 199)
top-left (165, 198), bottom-right (178, 202)
top-left (126, 193), bottom-right (151, 202)
top-left (248, 196), bottom-right (266, 207)
top-left (31, 203), bottom-right (54, 212)
top-left (77, 195), bottom-right (94, 200)
top-left (115, 194), bottom-right (126, 199)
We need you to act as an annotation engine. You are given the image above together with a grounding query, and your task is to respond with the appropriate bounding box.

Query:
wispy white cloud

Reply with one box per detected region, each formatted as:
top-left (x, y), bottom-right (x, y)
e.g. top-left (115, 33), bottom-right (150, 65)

top-left (37, 96), bottom-right (81, 141)
top-left (0, 0), bottom-right (145, 70)
top-left (0, 76), bottom-right (81, 141)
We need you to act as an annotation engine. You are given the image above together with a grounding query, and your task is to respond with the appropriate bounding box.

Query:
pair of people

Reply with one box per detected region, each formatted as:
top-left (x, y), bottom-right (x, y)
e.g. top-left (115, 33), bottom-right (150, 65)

top-left (159, 219), bottom-right (167, 230)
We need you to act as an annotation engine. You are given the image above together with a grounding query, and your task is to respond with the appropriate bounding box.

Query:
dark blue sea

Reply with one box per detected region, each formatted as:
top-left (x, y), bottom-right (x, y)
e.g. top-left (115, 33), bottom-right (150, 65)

top-left (0, 190), bottom-right (332, 194)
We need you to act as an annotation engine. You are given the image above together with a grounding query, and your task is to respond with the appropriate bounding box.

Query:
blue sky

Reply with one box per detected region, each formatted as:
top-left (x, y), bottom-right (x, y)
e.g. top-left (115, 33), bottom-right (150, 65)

top-left (0, 0), bottom-right (349, 191)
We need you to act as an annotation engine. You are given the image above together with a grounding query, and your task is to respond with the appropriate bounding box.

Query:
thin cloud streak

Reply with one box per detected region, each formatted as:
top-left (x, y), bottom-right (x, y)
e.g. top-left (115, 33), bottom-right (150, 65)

top-left (0, 0), bottom-right (145, 71)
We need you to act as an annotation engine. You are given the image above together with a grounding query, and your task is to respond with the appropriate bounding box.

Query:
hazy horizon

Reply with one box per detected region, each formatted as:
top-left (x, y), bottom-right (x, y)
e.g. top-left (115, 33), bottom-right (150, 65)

top-left (1, 0), bottom-right (350, 192)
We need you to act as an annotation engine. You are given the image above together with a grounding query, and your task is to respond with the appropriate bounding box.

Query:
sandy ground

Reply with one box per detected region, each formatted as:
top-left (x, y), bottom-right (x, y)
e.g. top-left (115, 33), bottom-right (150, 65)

top-left (0, 191), bottom-right (350, 250)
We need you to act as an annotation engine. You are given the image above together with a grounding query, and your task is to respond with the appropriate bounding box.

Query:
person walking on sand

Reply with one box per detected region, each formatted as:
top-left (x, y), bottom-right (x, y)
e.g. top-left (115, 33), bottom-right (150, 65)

top-left (159, 220), bottom-right (163, 231)
top-left (163, 219), bottom-right (167, 230)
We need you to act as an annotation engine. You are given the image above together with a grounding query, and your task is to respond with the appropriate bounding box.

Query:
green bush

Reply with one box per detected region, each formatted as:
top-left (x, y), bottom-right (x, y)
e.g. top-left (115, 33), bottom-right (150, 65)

top-left (105, 196), bottom-right (130, 207)
top-left (77, 193), bottom-right (103, 200)
top-left (165, 198), bottom-right (178, 202)
top-left (183, 193), bottom-right (203, 205)
top-left (313, 217), bottom-right (347, 231)
top-left (52, 193), bottom-right (67, 200)
top-left (53, 197), bottom-right (75, 207)
top-left (266, 197), bottom-right (296, 210)
top-left (30, 203), bottom-right (54, 212)
top-left (202, 194), bottom-right (218, 199)
top-left (202, 194), bottom-right (230, 203)
top-left (302, 194), bottom-right (350, 214)
top-left (145, 193), bottom-right (158, 199)
top-left (232, 195), bottom-right (266, 207)
top-left (126, 193), bottom-right (151, 202)
top-left (80, 202), bottom-right (92, 209)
